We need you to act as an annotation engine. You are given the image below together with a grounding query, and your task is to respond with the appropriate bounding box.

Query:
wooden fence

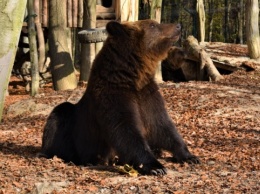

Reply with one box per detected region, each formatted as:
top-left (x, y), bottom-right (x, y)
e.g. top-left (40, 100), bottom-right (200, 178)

top-left (24, 0), bottom-right (117, 28)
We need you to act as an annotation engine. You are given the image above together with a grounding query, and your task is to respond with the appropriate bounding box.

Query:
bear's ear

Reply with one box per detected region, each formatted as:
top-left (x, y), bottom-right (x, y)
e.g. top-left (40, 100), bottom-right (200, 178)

top-left (106, 21), bottom-right (128, 37)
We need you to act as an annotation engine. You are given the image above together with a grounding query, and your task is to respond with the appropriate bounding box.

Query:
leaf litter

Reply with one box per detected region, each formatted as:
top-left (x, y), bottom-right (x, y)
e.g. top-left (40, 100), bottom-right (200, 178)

top-left (0, 67), bottom-right (259, 193)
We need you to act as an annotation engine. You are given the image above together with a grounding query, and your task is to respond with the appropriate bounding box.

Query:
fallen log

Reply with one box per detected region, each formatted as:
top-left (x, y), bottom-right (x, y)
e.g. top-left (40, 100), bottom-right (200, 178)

top-left (203, 42), bottom-right (258, 72)
top-left (183, 35), bottom-right (224, 81)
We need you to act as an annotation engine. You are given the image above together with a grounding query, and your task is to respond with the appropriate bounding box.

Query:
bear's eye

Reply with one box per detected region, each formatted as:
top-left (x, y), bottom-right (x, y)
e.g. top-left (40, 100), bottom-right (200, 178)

top-left (150, 23), bottom-right (156, 28)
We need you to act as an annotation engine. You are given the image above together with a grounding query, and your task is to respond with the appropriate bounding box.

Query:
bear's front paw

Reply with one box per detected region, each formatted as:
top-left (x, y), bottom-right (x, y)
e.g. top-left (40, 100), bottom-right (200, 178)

top-left (150, 168), bottom-right (167, 176)
top-left (139, 162), bottom-right (167, 176)
top-left (172, 155), bottom-right (200, 164)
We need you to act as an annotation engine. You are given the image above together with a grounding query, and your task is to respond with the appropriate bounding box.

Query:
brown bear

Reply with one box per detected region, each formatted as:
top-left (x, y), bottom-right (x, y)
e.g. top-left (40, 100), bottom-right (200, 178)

top-left (162, 46), bottom-right (187, 82)
top-left (40, 19), bottom-right (200, 175)
top-left (162, 46), bottom-right (209, 82)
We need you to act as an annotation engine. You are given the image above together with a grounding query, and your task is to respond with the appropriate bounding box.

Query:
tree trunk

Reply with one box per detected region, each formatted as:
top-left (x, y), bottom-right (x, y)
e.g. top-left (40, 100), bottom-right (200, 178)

top-left (196, 0), bottom-right (206, 42)
top-left (246, 0), bottom-right (260, 59)
top-left (34, 0), bottom-right (46, 73)
top-left (0, 0), bottom-right (27, 123)
top-left (79, 0), bottom-right (96, 84)
top-left (67, 0), bottom-right (73, 27)
top-left (224, 0), bottom-right (229, 42)
top-left (116, 0), bottom-right (139, 21)
top-left (48, 0), bottom-right (77, 90)
top-left (72, 0), bottom-right (78, 27)
top-left (238, 0), bottom-right (244, 44)
top-left (150, 0), bottom-right (163, 83)
top-left (207, 0), bottom-right (214, 42)
top-left (139, 0), bottom-right (150, 20)
top-left (42, 0), bottom-right (48, 27)
top-left (150, 0), bottom-right (162, 23)
top-left (28, 0), bottom-right (39, 96)
top-left (170, 0), bottom-right (180, 23)
top-left (183, 36), bottom-right (224, 81)
top-left (191, 1), bottom-right (198, 39)
top-left (78, 0), bottom-right (83, 27)
top-left (196, 0), bottom-right (205, 43)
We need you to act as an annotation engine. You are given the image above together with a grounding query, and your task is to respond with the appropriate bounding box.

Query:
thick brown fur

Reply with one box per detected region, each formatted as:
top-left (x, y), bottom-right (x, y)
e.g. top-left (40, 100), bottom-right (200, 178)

top-left (41, 19), bottom-right (199, 175)
top-left (162, 47), bottom-right (209, 82)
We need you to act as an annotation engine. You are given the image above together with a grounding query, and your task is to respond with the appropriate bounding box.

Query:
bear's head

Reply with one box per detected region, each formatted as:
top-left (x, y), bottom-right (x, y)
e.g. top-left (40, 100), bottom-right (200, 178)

top-left (91, 20), bottom-right (182, 90)
top-left (165, 47), bottom-right (186, 70)
top-left (106, 19), bottom-right (181, 61)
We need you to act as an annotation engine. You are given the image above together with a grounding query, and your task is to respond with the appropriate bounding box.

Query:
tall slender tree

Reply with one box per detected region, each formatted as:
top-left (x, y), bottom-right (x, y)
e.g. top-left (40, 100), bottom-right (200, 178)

top-left (161, 0), bottom-right (180, 23)
top-left (237, 0), bottom-right (244, 44)
top-left (27, 0), bottom-right (39, 96)
top-left (207, 0), bottom-right (217, 42)
top-left (150, 0), bottom-right (163, 83)
top-left (246, 0), bottom-right (260, 59)
top-left (224, 0), bottom-right (230, 42)
top-left (197, 0), bottom-right (205, 42)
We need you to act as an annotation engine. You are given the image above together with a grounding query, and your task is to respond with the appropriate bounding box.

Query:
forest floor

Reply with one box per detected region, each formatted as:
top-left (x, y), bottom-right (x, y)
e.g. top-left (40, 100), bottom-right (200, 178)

top-left (1, 57), bottom-right (260, 192)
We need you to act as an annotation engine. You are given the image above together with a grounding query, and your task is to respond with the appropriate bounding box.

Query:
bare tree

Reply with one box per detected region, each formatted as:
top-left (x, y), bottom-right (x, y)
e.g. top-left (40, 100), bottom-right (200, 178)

top-left (0, 0), bottom-right (27, 123)
top-left (27, 0), bottom-right (39, 96)
top-left (245, 0), bottom-right (260, 59)
top-left (206, 0), bottom-right (213, 42)
top-left (196, 0), bottom-right (205, 43)
top-left (237, 0), bottom-right (244, 44)
top-left (34, 0), bottom-right (46, 73)
top-left (150, 0), bottom-right (163, 83)
top-left (224, 0), bottom-right (230, 42)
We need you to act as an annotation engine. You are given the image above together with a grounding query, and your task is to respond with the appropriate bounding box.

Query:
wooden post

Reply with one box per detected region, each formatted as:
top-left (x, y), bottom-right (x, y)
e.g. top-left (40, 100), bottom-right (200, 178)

top-left (42, 0), bottom-right (48, 27)
top-left (67, 0), bottom-right (73, 27)
top-left (72, 0), bottom-right (78, 27)
top-left (116, 0), bottom-right (139, 21)
top-left (79, 0), bottom-right (96, 83)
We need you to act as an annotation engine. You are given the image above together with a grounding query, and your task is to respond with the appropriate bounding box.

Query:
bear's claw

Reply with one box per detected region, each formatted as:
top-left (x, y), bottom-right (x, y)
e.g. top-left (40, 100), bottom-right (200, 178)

top-left (172, 155), bottom-right (200, 164)
top-left (139, 161), bottom-right (167, 176)
top-left (150, 168), bottom-right (167, 176)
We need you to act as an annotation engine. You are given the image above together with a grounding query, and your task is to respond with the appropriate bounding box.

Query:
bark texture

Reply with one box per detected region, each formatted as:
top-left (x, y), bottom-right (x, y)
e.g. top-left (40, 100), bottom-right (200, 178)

top-left (196, 0), bottom-right (205, 42)
top-left (150, 0), bottom-right (163, 83)
top-left (28, 0), bottom-right (39, 96)
top-left (48, 0), bottom-right (77, 90)
top-left (0, 0), bottom-right (27, 122)
top-left (246, 0), bottom-right (260, 59)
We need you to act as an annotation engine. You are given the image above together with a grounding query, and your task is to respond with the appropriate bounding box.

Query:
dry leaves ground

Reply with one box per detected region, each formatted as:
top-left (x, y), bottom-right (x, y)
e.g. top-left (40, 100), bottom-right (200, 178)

top-left (1, 68), bottom-right (259, 193)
